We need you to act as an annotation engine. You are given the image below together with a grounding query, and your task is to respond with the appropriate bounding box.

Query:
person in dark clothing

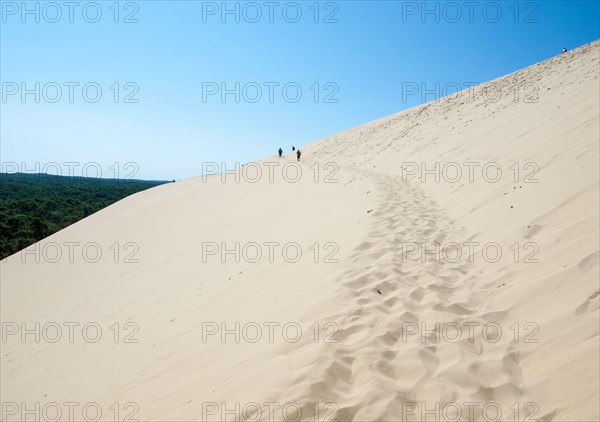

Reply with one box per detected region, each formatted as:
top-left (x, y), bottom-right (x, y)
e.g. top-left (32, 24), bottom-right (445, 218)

top-left (278, 148), bottom-right (283, 158)
top-left (563, 47), bottom-right (568, 53)
top-left (296, 149), bottom-right (301, 161)
top-left (292, 146), bottom-right (295, 151)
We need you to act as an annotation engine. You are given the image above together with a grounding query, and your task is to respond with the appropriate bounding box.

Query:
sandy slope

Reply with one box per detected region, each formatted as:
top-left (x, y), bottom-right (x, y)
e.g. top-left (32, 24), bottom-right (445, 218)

top-left (2, 41), bottom-right (599, 422)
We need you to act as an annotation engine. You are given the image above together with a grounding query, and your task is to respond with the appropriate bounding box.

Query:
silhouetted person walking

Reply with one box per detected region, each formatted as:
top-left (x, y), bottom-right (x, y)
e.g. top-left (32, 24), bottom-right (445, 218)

top-left (296, 149), bottom-right (301, 161)
top-left (292, 146), bottom-right (295, 152)
top-left (278, 148), bottom-right (283, 158)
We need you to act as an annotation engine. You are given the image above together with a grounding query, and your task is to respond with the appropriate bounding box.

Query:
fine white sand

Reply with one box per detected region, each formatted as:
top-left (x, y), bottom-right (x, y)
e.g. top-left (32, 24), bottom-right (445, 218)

top-left (2, 40), bottom-right (598, 421)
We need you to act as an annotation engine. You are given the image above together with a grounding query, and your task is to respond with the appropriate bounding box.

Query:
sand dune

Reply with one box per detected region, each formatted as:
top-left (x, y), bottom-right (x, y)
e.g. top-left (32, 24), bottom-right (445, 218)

top-left (2, 41), bottom-right (598, 421)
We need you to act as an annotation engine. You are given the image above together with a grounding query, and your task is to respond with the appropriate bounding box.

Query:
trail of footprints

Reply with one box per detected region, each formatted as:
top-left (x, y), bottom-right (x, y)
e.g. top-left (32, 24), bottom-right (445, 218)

top-left (249, 46), bottom-right (600, 421)
top-left (251, 170), bottom-right (555, 422)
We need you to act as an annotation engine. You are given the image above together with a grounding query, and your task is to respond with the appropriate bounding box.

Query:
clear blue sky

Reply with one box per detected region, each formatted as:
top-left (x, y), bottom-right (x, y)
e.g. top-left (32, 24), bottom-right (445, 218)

top-left (1, 1), bottom-right (598, 180)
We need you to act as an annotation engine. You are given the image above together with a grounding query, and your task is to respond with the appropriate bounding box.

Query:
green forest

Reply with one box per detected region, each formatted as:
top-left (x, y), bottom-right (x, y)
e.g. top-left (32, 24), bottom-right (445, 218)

top-left (0, 173), bottom-right (167, 260)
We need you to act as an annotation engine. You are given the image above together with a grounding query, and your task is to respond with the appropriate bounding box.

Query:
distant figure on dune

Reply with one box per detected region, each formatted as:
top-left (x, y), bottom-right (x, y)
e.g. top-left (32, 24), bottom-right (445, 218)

top-left (278, 148), bottom-right (283, 158)
top-left (296, 149), bottom-right (302, 161)
top-left (292, 146), bottom-right (295, 151)
top-left (563, 47), bottom-right (568, 53)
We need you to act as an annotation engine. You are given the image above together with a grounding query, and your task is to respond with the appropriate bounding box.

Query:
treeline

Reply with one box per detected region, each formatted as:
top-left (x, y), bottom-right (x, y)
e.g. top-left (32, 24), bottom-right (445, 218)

top-left (0, 173), bottom-right (167, 260)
